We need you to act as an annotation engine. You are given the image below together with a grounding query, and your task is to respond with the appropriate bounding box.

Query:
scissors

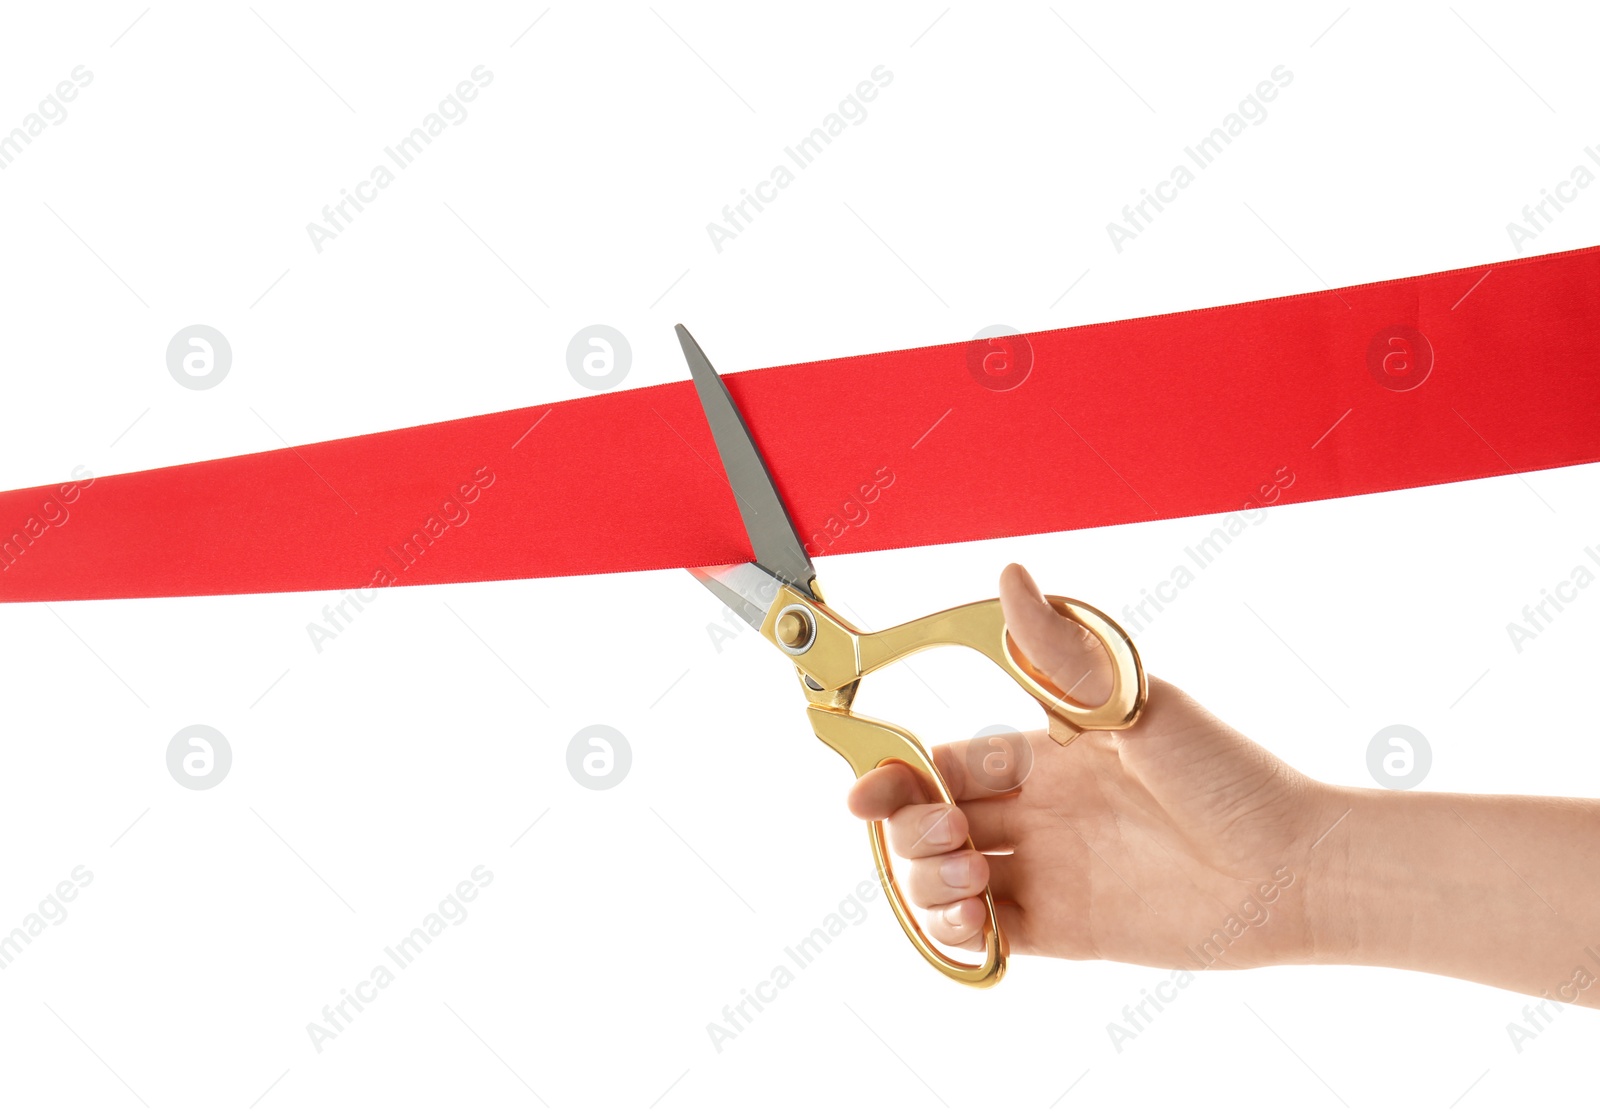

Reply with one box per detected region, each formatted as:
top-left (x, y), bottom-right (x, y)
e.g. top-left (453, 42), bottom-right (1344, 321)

top-left (676, 325), bottom-right (1148, 987)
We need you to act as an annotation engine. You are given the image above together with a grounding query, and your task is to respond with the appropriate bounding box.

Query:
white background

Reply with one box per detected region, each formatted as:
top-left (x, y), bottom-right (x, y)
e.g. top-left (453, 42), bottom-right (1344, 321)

top-left (1, 2), bottom-right (1597, 1113)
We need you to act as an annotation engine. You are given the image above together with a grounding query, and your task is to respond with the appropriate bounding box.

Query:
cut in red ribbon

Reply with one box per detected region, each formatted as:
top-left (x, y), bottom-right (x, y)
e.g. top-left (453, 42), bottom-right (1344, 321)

top-left (2, 245), bottom-right (1597, 603)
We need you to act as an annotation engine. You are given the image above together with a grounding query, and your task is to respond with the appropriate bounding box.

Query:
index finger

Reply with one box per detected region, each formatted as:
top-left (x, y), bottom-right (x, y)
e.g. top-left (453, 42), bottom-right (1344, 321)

top-left (845, 730), bottom-right (1033, 821)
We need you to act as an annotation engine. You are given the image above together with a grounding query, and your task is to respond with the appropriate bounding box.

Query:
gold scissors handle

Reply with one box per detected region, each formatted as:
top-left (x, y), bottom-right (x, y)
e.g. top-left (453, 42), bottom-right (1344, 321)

top-left (762, 584), bottom-right (1148, 987)
top-left (807, 704), bottom-right (1009, 985)
top-left (857, 595), bottom-right (1147, 744)
top-left (674, 322), bottom-right (1147, 987)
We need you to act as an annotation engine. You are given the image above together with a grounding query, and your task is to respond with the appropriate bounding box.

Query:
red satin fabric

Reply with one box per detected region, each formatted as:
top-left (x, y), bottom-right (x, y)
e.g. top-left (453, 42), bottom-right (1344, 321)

top-left (2, 245), bottom-right (1597, 603)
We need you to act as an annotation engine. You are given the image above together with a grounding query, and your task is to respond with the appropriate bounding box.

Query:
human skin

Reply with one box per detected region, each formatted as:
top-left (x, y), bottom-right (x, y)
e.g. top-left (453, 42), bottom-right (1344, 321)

top-left (846, 564), bottom-right (1600, 1007)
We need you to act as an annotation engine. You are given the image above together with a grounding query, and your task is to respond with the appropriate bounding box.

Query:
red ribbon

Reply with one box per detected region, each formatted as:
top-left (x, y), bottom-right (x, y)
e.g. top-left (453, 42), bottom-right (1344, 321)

top-left (2, 245), bottom-right (1597, 603)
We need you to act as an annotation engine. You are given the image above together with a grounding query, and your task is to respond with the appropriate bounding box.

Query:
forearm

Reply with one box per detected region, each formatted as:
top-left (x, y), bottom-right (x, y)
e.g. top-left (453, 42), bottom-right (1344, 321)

top-left (1301, 785), bottom-right (1600, 1006)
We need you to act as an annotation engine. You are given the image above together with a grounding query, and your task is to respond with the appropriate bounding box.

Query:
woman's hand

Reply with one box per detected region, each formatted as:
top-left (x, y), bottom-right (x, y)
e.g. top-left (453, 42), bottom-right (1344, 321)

top-left (847, 563), bottom-right (1339, 971)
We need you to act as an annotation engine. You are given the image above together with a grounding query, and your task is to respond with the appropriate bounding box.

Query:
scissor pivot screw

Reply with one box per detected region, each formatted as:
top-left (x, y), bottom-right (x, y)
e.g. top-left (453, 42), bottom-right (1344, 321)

top-left (774, 604), bottom-right (816, 654)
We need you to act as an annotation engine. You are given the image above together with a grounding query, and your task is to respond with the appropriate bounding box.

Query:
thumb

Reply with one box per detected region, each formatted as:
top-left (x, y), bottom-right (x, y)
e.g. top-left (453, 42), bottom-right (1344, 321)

top-left (997, 563), bottom-right (1112, 707)
top-left (1000, 565), bottom-right (1297, 847)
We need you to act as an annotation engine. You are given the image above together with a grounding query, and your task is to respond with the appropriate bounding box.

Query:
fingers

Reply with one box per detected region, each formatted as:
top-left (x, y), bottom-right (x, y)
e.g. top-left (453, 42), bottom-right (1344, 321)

top-left (922, 896), bottom-right (989, 949)
top-left (904, 846), bottom-right (989, 906)
top-left (846, 762), bottom-right (933, 821)
top-left (845, 737), bottom-right (1028, 824)
top-left (999, 562), bottom-right (1112, 707)
top-left (873, 798), bottom-right (1020, 903)
top-left (908, 852), bottom-right (1020, 950)
top-left (959, 796), bottom-right (1019, 854)
top-left (843, 763), bottom-right (1026, 952)
top-left (923, 896), bottom-right (1026, 951)
top-left (879, 801), bottom-right (967, 857)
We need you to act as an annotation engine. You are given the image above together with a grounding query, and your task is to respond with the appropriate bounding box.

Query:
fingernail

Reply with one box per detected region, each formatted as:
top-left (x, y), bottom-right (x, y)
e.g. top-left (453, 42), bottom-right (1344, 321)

top-left (1015, 564), bottom-right (1043, 602)
top-left (921, 810), bottom-right (952, 848)
top-left (939, 854), bottom-right (973, 888)
top-left (946, 902), bottom-right (969, 931)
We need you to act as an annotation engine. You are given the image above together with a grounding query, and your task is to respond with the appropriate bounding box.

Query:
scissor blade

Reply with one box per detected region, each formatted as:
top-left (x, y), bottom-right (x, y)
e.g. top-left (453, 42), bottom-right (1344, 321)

top-left (676, 325), bottom-right (816, 594)
top-left (689, 562), bottom-right (784, 631)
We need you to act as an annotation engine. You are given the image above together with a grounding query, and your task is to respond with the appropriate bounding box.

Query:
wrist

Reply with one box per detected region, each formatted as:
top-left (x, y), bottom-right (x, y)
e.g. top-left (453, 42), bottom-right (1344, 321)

top-left (1290, 784), bottom-right (1532, 977)
top-left (1283, 782), bottom-right (1410, 968)
top-left (1248, 768), bottom-right (1600, 1002)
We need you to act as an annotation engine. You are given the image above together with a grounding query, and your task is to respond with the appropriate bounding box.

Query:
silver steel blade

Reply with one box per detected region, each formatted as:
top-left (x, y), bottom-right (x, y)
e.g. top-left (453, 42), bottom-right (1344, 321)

top-left (689, 562), bottom-right (784, 631)
top-left (675, 324), bottom-right (816, 594)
